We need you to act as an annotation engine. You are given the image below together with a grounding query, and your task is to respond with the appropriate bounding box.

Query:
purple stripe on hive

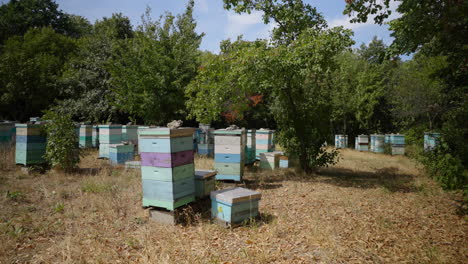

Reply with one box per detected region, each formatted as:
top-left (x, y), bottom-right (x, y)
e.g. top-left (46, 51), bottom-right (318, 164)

top-left (141, 150), bottom-right (194, 168)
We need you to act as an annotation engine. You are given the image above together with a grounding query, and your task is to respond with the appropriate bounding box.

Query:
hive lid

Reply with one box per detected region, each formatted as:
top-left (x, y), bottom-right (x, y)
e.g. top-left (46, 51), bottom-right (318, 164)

top-left (195, 170), bottom-right (216, 179)
top-left (210, 187), bottom-right (261, 204)
top-left (98, 124), bottom-right (122, 128)
top-left (214, 129), bottom-right (245, 135)
top-left (139, 127), bottom-right (196, 138)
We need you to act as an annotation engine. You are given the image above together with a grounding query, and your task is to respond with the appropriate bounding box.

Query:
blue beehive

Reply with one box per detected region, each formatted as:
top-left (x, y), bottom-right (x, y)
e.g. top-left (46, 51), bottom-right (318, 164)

top-left (390, 134), bottom-right (405, 155)
top-left (194, 170), bottom-right (216, 199)
top-left (334, 134), bottom-right (348, 149)
top-left (214, 128), bottom-right (246, 182)
top-left (98, 124), bottom-right (122, 158)
top-left (356, 135), bottom-right (369, 151)
top-left (109, 143), bottom-right (134, 165)
top-left (0, 122), bottom-right (15, 146)
top-left (15, 123), bottom-right (47, 165)
top-left (211, 187), bottom-right (261, 226)
top-left (245, 129), bottom-right (256, 164)
top-left (140, 127), bottom-right (196, 211)
top-left (92, 125), bottom-right (99, 148)
top-left (79, 125), bottom-right (93, 148)
top-left (255, 129), bottom-right (274, 159)
top-left (424, 132), bottom-right (441, 151)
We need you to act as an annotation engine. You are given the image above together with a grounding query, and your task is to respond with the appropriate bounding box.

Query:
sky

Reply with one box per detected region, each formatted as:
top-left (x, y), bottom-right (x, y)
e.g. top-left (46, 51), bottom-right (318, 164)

top-left (55, 0), bottom-right (400, 53)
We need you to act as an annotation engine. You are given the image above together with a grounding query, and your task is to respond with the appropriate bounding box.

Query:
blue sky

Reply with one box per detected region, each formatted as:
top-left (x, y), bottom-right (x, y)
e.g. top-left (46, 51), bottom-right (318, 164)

top-left (55, 0), bottom-right (400, 53)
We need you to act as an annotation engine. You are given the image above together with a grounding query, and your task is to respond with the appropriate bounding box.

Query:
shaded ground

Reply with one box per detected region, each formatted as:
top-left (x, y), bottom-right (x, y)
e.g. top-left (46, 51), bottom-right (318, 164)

top-left (0, 148), bottom-right (466, 263)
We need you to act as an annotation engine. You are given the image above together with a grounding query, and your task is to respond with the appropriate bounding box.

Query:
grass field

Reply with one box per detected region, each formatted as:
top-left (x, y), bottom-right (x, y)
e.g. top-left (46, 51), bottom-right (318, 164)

top-left (0, 147), bottom-right (466, 263)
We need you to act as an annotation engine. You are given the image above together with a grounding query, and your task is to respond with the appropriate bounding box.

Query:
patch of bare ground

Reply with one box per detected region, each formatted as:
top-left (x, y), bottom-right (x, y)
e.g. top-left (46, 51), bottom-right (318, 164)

top-left (0, 148), bottom-right (466, 263)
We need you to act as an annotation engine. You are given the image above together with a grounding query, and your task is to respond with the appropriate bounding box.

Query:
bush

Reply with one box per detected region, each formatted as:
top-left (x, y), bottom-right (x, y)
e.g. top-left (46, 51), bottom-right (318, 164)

top-left (43, 109), bottom-right (80, 171)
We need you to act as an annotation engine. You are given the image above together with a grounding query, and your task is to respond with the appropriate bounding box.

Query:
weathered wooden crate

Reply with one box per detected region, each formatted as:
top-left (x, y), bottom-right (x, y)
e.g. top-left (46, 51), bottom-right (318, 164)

top-left (79, 125), bottom-right (93, 148)
top-left (211, 187), bottom-right (261, 226)
top-left (259, 152), bottom-right (280, 170)
top-left (15, 124), bottom-right (46, 165)
top-left (140, 127), bottom-right (196, 211)
top-left (98, 125), bottom-right (122, 158)
top-left (255, 129), bottom-right (274, 159)
top-left (214, 129), bottom-right (246, 182)
top-left (109, 143), bottom-right (135, 165)
top-left (194, 170), bottom-right (216, 199)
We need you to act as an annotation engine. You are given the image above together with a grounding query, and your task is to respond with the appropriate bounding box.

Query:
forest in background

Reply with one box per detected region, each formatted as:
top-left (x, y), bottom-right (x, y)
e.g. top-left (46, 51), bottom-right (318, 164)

top-left (0, 0), bottom-right (466, 190)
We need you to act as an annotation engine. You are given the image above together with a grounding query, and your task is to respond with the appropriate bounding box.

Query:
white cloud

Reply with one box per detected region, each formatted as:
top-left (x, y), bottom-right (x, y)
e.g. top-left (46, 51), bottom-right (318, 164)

top-left (225, 11), bottom-right (264, 39)
top-left (195, 0), bottom-right (209, 13)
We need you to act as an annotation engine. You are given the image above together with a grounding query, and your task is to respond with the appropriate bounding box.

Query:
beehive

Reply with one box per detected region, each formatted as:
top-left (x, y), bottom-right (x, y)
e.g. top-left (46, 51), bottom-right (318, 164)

top-left (356, 135), bottom-right (369, 151)
top-left (194, 170), bottom-right (216, 199)
top-left (137, 126), bottom-right (150, 154)
top-left (259, 152), bottom-right (280, 170)
top-left (273, 151), bottom-right (289, 168)
top-left (214, 129), bottom-right (246, 182)
top-left (109, 143), bottom-right (135, 165)
top-left (122, 125), bottom-right (138, 145)
top-left (15, 124), bottom-right (46, 165)
top-left (0, 122), bottom-right (15, 146)
top-left (98, 124), bottom-right (122, 158)
top-left (245, 129), bottom-right (256, 165)
top-left (139, 127), bottom-right (195, 210)
top-left (370, 134), bottom-right (385, 153)
top-left (390, 134), bottom-right (405, 155)
top-left (92, 125), bottom-right (99, 148)
top-left (255, 129), bottom-right (274, 159)
top-left (197, 124), bottom-right (214, 156)
top-left (79, 125), bottom-right (93, 148)
top-left (211, 187), bottom-right (261, 226)
top-left (334, 134), bottom-right (348, 149)
top-left (424, 132), bottom-right (441, 151)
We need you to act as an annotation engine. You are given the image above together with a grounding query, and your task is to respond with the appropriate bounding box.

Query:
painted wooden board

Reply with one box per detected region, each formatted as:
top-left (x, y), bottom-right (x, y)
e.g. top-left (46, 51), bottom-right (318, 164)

top-left (211, 187), bottom-right (261, 205)
top-left (357, 135), bottom-right (369, 143)
top-left (211, 199), bottom-right (259, 224)
top-left (140, 150), bottom-right (194, 168)
top-left (279, 159), bottom-right (289, 168)
top-left (139, 127), bottom-right (195, 138)
top-left (390, 134), bottom-right (405, 145)
top-left (109, 144), bottom-right (135, 153)
top-left (215, 174), bottom-right (241, 182)
top-left (194, 170), bottom-right (217, 179)
top-left (142, 194), bottom-right (194, 211)
top-left (213, 129), bottom-right (245, 135)
top-left (214, 153), bottom-right (242, 163)
top-left (214, 162), bottom-right (243, 175)
top-left (16, 142), bottom-right (46, 151)
top-left (141, 163), bottom-right (194, 182)
top-left (16, 135), bottom-right (46, 143)
top-left (92, 126), bottom-right (99, 148)
top-left (142, 178), bottom-right (195, 201)
top-left (109, 152), bottom-right (134, 165)
top-left (99, 143), bottom-right (110, 158)
top-left (195, 175), bottom-right (215, 198)
top-left (99, 134), bottom-right (122, 144)
top-left (214, 144), bottom-right (242, 154)
top-left (15, 150), bottom-right (46, 165)
top-left (139, 137), bottom-right (193, 153)
top-left (259, 152), bottom-right (279, 170)
top-left (214, 136), bottom-right (242, 145)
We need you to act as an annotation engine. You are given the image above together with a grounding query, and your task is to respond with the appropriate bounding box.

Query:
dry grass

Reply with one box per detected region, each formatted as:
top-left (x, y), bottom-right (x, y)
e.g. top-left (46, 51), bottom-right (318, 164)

top-left (0, 148), bottom-right (466, 263)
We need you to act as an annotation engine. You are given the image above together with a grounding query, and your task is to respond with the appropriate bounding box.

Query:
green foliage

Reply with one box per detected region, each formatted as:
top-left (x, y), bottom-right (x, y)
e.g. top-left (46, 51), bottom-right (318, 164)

top-left (53, 13), bottom-right (134, 123)
top-left (110, 1), bottom-right (203, 125)
top-left (0, 27), bottom-right (76, 121)
top-left (43, 109), bottom-right (80, 171)
top-left (0, 0), bottom-right (82, 44)
top-left (6, 190), bottom-right (25, 201)
top-left (53, 202), bottom-right (65, 213)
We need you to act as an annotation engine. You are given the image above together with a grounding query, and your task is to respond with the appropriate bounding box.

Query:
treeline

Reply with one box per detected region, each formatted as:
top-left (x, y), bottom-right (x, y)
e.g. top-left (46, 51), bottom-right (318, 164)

top-left (0, 0), bottom-right (466, 189)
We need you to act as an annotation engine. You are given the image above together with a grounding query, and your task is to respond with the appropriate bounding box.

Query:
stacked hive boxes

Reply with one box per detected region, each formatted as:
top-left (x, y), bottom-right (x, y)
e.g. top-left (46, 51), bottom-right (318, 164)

top-left (259, 152), bottom-right (280, 170)
top-left (0, 122), bottom-right (15, 146)
top-left (390, 134), bottom-right (405, 155)
top-left (79, 125), bottom-right (93, 148)
top-left (255, 129), bottom-right (274, 159)
top-left (137, 126), bottom-right (150, 154)
top-left (139, 128), bottom-right (195, 210)
top-left (356, 135), bottom-right (369, 151)
top-left (122, 125), bottom-right (138, 145)
top-left (371, 134), bottom-right (385, 153)
top-left (424, 132), bottom-right (441, 151)
top-left (214, 129), bottom-right (246, 182)
top-left (245, 129), bottom-right (256, 164)
top-left (211, 187), bottom-right (261, 226)
top-left (334, 134), bottom-right (348, 149)
top-left (194, 170), bottom-right (216, 199)
top-left (109, 144), bottom-right (135, 164)
top-left (197, 124), bottom-right (214, 156)
top-left (15, 123), bottom-right (46, 165)
top-left (92, 125), bottom-right (99, 148)
top-left (98, 124), bottom-right (122, 158)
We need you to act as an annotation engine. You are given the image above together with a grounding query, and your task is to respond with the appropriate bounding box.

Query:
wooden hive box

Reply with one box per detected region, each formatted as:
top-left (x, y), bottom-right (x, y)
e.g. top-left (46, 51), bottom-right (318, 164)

top-left (197, 143), bottom-right (214, 156)
top-left (245, 129), bottom-right (256, 165)
top-left (255, 129), bottom-right (273, 159)
top-left (0, 122), bottom-right (15, 145)
top-left (109, 143), bottom-right (135, 165)
top-left (15, 124), bottom-right (47, 165)
top-left (424, 132), bottom-right (441, 151)
top-left (373, 135), bottom-right (385, 153)
top-left (98, 124), bottom-right (122, 158)
top-left (211, 187), bottom-right (261, 226)
top-left (91, 125), bottom-right (99, 148)
top-left (137, 126), bottom-right (150, 154)
top-left (273, 151), bottom-right (289, 168)
top-left (259, 152), bottom-right (280, 170)
top-left (214, 129), bottom-right (246, 182)
top-left (357, 135), bottom-right (369, 152)
top-left (79, 125), bottom-right (93, 148)
top-left (122, 125), bottom-right (139, 145)
top-left (194, 170), bottom-right (216, 199)
top-left (390, 134), bottom-right (405, 155)
top-left (140, 127), bottom-right (196, 211)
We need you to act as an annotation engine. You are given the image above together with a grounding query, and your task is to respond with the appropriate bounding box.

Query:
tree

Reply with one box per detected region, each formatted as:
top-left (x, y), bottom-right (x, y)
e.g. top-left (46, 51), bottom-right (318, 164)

top-left (357, 36), bottom-right (387, 64)
top-left (53, 13), bottom-right (134, 123)
top-left (0, 27), bottom-right (76, 121)
top-left (223, 0), bottom-right (326, 45)
top-left (110, 1), bottom-right (203, 125)
top-left (0, 0), bottom-right (83, 44)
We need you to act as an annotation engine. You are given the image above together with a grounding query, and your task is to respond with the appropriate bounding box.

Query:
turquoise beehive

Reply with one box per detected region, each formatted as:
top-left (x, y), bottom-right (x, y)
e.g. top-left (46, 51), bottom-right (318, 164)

top-left (79, 125), bottom-right (93, 148)
top-left (98, 124), bottom-right (122, 158)
top-left (214, 128), bottom-right (246, 182)
top-left (211, 187), bottom-right (261, 226)
top-left (245, 129), bottom-right (256, 164)
top-left (15, 123), bottom-right (47, 165)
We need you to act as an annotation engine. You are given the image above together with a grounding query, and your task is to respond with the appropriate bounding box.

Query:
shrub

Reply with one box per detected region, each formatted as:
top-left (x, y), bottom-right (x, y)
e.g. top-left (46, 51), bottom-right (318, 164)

top-left (43, 109), bottom-right (80, 171)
